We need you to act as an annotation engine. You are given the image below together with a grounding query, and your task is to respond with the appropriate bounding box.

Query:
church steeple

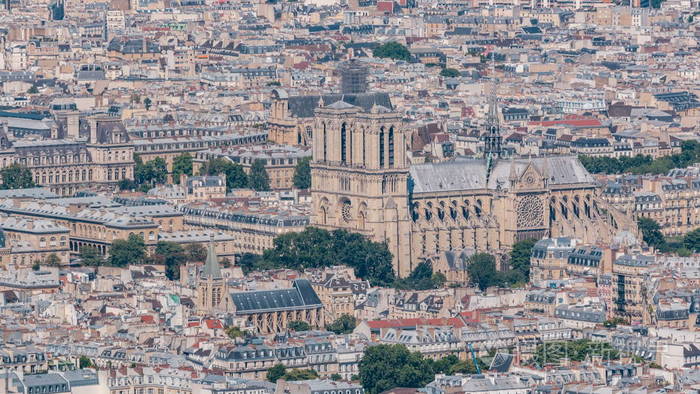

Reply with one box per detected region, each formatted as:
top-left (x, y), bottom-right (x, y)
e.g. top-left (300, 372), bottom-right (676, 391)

top-left (201, 238), bottom-right (222, 280)
top-left (484, 54), bottom-right (502, 182)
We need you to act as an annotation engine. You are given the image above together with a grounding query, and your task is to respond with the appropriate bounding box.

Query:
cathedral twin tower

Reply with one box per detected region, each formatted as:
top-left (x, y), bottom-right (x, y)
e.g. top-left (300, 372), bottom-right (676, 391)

top-left (310, 100), bottom-right (413, 277)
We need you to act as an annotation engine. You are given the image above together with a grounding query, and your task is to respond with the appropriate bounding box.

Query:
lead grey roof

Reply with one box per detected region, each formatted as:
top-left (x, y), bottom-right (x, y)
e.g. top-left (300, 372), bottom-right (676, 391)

top-left (287, 92), bottom-right (392, 118)
top-left (231, 279), bottom-right (322, 314)
top-left (409, 156), bottom-right (596, 194)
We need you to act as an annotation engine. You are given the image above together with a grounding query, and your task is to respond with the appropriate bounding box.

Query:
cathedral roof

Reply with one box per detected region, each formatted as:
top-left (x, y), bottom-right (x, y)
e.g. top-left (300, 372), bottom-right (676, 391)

top-left (409, 156), bottom-right (596, 194)
top-left (287, 92), bottom-right (392, 118)
top-left (324, 100), bottom-right (357, 110)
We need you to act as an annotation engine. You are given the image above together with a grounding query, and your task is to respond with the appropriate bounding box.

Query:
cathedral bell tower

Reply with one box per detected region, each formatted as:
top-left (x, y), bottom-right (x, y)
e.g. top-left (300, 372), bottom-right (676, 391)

top-left (310, 100), bottom-right (413, 277)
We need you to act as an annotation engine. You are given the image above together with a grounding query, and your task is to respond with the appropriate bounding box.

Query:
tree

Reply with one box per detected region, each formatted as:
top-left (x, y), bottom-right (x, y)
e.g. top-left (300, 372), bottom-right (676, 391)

top-left (530, 18), bottom-right (539, 25)
top-left (172, 153), bottom-right (193, 184)
top-left (79, 246), bottom-right (103, 266)
top-left (510, 239), bottom-right (537, 281)
top-left (638, 217), bottom-right (666, 249)
top-left (109, 234), bottom-right (146, 267)
top-left (134, 156), bottom-right (168, 188)
top-left (144, 97), bottom-right (152, 110)
top-left (531, 340), bottom-right (619, 367)
top-left (27, 85), bottom-right (39, 94)
top-left (358, 344), bottom-right (434, 394)
top-left (248, 159), bottom-right (270, 191)
top-left (118, 179), bottom-right (138, 191)
top-left (428, 354), bottom-right (485, 375)
top-left (267, 364), bottom-right (286, 383)
top-left (684, 228), bottom-right (700, 252)
top-left (282, 369), bottom-right (319, 381)
top-left (293, 156), bottom-right (311, 189)
top-left (78, 356), bottom-right (93, 369)
top-left (330, 373), bottom-right (342, 381)
top-left (200, 157), bottom-right (247, 190)
top-left (440, 68), bottom-right (460, 78)
top-left (288, 320), bottom-right (311, 332)
top-left (153, 241), bottom-right (186, 280)
top-left (45, 253), bottom-right (61, 267)
top-left (184, 243), bottom-right (207, 262)
top-left (0, 164), bottom-right (35, 189)
top-left (326, 314), bottom-right (357, 335)
top-left (225, 326), bottom-right (245, 339)
top-left (262, 227), bottom-right (395, 286)
top-left (467, 253), bottom-right (501, 291)
top-left (32, 261), bottom-right (40, 271)
top-left (394, 261), bottom-right (445, 290)
top-left (373, 41), bottom-right (411, 61)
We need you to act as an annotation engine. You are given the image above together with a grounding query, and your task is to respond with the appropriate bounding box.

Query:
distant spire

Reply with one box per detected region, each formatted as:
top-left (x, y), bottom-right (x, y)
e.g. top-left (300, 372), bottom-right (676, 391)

top-left (484, 50), bottom-right (502, 182)
top-left (201, 235), bottom-right (222, 280)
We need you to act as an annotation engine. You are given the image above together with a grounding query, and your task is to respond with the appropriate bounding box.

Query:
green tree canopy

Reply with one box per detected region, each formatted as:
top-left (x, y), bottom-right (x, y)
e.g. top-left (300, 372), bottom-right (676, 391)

top-left (248, 159), bottom-right (270, 191)
top-left (267, 364), bottom-right (286, 383)
top-left (172, 153), bottom-right (193, 184)
top-left (153, 241), bottom-right (187, 280)
top-left (200, 157), bottom-right (248, 190)
top-left (394, 261), bottom-right (445, 290)
top-left (282, 369), bottom-right (319, 381)
top-left (326, 314), bottom-right (357, 335)
top-left (359, 344), bottom-right (434, 394)
top-left (467, 253), bottom-right (502, 290)
top-left (0, 164), bottom-right (35, 190)
top-left (144, 97), bottom-right (152, 110)
top-left (684, 228), bottom-right (700, 252)
top-left (293, 156), bottom-right (311, 189)
top-left (440, 68), bottom-right (460, 77)
top-left (45, 253), bottom-right (61, 267)
top-left (531, 340), bottom-right (619, 367)
top-left (261, 227), bottom-right (395, 286)
top-left (510, 239), bottom-right (537, 282)
top-left (225, 326), bottom-right (245, 339)
top-left (373, 41), bottom-right (411, 61)
top-left (580, 140), bottom-right (700, 175)
top-left (134, 156), bottom-right (167, 188)
top-left (109, 234), bottom-right (146, 267)
top-left (638, 217), bottom-right (666, 249)
top-left (78, 356), bottom-right (93, 369)
top-left (79, 246), bottom-right (104, 266)
top-left (28, 85), bottom-right (39, 94)
top-left (184, 243), bottom-right (207, 262)
top-left (288, 320), bottom-right (311, 332)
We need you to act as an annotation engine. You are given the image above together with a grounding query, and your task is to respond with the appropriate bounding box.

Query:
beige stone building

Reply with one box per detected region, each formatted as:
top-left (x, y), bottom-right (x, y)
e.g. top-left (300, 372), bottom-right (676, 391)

top-left (0, 113), bottom-right (134, 196)
top-left (309, 94), bottom-right (633, 277)
top-left (0, 216), bottom-right (70, 268)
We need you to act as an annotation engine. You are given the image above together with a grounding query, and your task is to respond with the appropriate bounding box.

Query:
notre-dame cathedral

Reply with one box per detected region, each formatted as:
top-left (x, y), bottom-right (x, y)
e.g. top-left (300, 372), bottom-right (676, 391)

top-left (281, 91), bottom-right (637, 277)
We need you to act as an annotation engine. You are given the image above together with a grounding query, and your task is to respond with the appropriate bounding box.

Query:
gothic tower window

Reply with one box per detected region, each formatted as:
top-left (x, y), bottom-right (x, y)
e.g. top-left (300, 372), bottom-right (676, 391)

top-left (379, 128), bottom-right (385, 168)
top-left (341, 123), bottom-right (348, 164)
top-left (388, 127), bottom-right (395, 168)
top-left (323, 122), bottom-right (327, 162)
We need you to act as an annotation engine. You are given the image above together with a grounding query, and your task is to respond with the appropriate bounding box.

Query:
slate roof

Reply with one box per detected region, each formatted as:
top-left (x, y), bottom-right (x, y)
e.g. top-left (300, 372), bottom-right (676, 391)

top-left (230, 279), bottom-right (322, 314)
top-left (409, 156), bottom-right (596, 194)
top-left (287, 92), bottom-right (392, 118)
top-left (201, 240), bottom-right (222, 280)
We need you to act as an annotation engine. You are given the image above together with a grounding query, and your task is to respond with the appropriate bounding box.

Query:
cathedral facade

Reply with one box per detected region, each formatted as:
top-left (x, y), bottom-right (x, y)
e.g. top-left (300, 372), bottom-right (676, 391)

top-left (310, 98), bottom-right (635, 278)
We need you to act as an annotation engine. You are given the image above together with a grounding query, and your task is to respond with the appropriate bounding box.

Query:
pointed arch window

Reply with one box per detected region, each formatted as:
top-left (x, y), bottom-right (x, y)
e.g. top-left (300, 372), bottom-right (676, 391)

top-left (379, 127), bottom-right (385, 168)
top-left (388, 126), bottom-right (395, 167)
top-left (341, 123), bottom-right (348, 164)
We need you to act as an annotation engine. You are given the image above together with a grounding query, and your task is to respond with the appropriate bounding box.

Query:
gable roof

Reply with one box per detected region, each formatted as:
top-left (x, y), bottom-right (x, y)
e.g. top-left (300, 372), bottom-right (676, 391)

top-left (230, 279), bottom-right (322, 314)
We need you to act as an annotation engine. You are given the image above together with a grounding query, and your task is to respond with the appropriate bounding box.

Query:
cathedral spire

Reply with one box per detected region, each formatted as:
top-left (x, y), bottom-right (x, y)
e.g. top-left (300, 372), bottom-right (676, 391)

top-left (201, 236), bottom-right (222, 280)
top-left (484, 51), bottom-right (502, 182)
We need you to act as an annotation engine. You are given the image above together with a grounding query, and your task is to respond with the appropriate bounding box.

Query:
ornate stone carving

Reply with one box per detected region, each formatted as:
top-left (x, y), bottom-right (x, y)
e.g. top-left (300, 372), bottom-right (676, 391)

top-left (517, 194), bottom-right (544, 228)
